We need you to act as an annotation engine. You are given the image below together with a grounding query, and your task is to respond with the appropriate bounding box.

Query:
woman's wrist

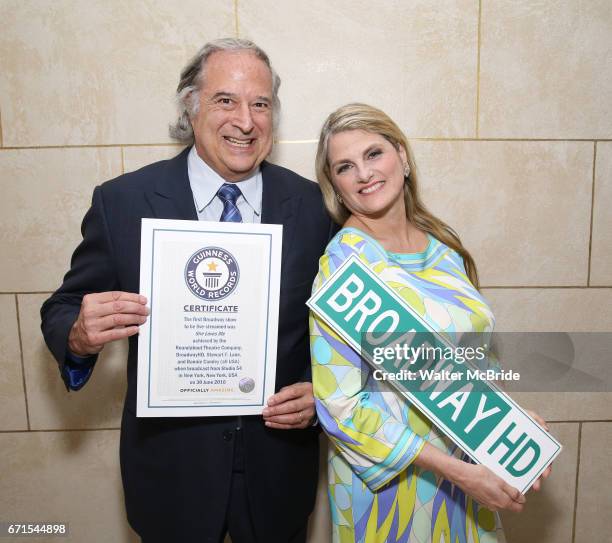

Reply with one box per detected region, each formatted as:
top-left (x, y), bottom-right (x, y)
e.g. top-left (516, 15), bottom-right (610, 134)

top-left (414, 442), bottom-right (469, 487)
top-left (443, 455), bottom-right (470, 488)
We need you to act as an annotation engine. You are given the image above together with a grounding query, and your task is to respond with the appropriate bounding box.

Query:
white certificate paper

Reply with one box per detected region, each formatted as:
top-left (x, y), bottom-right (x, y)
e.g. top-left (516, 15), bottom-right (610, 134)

top-left (137, 218), bottom-right (282, 417)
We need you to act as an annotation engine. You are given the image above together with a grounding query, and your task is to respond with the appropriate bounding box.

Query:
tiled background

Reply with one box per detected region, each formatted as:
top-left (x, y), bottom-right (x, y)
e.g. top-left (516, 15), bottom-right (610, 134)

top-left (1, 1), bottom-right (610, 542)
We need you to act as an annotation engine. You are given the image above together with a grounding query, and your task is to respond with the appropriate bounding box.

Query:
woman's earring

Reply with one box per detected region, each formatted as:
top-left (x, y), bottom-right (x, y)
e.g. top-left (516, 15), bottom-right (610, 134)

top-left (403, 164), bottom-right (411, 178)
top-left (335, 192), bottom-right (344, 205)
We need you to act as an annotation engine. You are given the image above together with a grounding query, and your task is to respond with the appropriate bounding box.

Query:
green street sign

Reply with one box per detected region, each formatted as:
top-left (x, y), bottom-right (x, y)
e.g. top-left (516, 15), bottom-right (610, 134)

top-left (308, 255), bottom-right (562, 493)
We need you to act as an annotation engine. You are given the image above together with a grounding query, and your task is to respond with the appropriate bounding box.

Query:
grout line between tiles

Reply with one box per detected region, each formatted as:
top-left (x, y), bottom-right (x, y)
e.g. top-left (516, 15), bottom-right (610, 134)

top-left (481, 285), bottom-right (611, 289)
top-left (475, 0), bottom-right (482, 138)
top-left (1, 422), bottom-right (606, 434)
top-left (2, 287), bottom-right (612, 296)
top-left (14, 295), bottom-right (31, 431)
top-left (571, 422), bottom-right (582, 543)
top-left (1, 140), bottom-right (611, 152)
top-left (234, 0), bottom-right (239, 37)
top-left (0, 143), bottom-right (184, 151)
top-left (546, 419), bottom-right (612, 424)
top-left (407, 138), bottom-right (612, 143)
top-left (0, 427), bottom-right (121, 434)
top-left (0, 291), bottom-right (55, 295)
top-left (120, 146), bottom-right (125, 175)
top-left (587, 142), bottom-right (597, 286)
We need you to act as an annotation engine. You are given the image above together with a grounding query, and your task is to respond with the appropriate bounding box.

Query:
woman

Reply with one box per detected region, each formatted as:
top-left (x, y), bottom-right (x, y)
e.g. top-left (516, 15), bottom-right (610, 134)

top-left (309, 103), bottom-right (551, 543)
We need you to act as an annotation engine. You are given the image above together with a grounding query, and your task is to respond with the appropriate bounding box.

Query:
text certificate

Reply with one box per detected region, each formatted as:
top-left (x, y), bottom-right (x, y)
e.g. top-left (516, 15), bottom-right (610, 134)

top-left (137, 218), bottom-right (282, 417)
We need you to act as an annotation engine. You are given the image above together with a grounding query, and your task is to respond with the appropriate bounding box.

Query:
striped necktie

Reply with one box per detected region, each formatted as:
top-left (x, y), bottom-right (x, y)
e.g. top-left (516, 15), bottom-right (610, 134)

top-left (217, 183), bottom-right (243, 222)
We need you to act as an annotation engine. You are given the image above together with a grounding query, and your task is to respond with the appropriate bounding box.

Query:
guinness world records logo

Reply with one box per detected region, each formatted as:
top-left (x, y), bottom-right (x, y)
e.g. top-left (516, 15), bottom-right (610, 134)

top-left (184, 247), bottom-right (240, 300)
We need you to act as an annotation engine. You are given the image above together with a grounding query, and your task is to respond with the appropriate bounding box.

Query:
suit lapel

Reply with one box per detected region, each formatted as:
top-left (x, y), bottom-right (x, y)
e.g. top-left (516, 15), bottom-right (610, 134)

top-left (261, 161), bottom-right (300, 267)
top-left (145, 147), bottom-right (198, 220)
top-left (143, 153), bottom-right (298, 265)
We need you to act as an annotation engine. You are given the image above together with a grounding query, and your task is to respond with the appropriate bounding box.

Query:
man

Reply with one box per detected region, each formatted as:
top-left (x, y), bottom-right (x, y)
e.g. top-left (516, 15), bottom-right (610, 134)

top-left (41, 38), bottom-right (335, 543)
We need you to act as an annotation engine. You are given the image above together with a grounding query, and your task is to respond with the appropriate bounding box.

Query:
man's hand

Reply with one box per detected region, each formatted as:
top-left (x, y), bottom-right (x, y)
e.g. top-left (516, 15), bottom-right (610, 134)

top-left (262, 382), bottom-right (316, 430)
top-left (68, 291), bottom-right (149, 356)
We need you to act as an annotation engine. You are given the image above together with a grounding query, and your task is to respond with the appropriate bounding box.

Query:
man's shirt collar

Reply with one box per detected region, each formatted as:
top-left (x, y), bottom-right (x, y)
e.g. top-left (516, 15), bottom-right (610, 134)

top-left (187, 145), bottom-right (262, 217)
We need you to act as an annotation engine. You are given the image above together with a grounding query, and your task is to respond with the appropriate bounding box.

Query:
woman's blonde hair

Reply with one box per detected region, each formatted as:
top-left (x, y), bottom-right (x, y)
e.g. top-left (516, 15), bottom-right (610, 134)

top-left (315, 103), bottom-right (480, 289)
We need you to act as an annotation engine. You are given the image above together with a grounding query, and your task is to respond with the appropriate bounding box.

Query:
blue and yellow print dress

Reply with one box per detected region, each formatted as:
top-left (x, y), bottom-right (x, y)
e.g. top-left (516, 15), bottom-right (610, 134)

top-left (309, 227), bottom-right (503, 543)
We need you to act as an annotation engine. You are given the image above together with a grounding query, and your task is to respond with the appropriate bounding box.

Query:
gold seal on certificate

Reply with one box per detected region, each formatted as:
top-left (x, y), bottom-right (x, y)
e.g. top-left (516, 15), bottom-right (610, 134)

top-left (136, 218), bottom-right (282, 417)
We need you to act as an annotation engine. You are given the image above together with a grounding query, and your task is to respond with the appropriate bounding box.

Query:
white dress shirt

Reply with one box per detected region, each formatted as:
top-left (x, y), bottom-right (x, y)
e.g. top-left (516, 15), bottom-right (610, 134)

top-left (187, 145), bottom-right (262, 223)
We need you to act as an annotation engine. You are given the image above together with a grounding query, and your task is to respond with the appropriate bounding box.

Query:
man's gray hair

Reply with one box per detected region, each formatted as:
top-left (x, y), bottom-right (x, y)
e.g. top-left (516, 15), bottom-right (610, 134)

top-left (169, 38), bottom-right (281, 144)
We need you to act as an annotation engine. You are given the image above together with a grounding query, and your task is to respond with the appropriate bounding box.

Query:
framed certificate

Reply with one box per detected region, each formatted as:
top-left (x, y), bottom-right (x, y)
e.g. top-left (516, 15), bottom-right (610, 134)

top-left (137, 218), bottom-right (282, 417)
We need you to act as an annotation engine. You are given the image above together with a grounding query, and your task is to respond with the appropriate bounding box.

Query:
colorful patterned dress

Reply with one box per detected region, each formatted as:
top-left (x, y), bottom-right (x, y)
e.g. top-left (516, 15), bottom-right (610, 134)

top-left (309, 227), bottom-right (503, 543)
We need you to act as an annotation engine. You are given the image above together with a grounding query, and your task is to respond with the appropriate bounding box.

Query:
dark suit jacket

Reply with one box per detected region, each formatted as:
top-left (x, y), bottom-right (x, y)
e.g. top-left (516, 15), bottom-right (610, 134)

top-left (40, 147), bottom-right (336, 542)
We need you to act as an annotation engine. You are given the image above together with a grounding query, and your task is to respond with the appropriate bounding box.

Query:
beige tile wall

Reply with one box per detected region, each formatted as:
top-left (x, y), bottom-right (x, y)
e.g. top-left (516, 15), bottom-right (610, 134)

top-left (501, 423), bottom-right (579, 543)
top-left (0, 148), bottom-right (122, 292)
top-left (239, 0), bottom-right (479, 140)
top-left (0, 430), bottom-right (138, 543)
top-left (591, 142), bottom-right (612, 285)
top-left (18, 294), bottom-right (127, 431)
top-left (574, 423), bottom-right (612, 542)
top-left (479, 1), bottom-right (612, 139)
top-left (122, 145), bottom-right (185, 174)
top-left (0, 0), bottom-right (235, 146)
top-left (0, 2), bottom-right (610, 543)
top-left (0, 295), bottom-right (28, 431)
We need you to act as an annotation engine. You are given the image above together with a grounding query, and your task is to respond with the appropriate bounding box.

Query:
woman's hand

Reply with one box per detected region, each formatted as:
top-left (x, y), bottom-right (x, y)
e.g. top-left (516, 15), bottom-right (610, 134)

top-left (415, 442), bottom-right (526, 513)
top-left (453, 462), bottom-right (526, 512)
top-left (525, 409), bottom-right (553, 492)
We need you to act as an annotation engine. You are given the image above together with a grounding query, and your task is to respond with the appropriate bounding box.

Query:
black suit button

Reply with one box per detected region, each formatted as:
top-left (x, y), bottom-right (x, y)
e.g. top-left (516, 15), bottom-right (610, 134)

top-left (223, 430), bottom-right (233, 441)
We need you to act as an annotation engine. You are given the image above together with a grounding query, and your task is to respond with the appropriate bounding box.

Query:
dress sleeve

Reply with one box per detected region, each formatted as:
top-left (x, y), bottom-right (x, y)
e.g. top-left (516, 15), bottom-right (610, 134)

top-left (309, 240), bottom-right (425, 492)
